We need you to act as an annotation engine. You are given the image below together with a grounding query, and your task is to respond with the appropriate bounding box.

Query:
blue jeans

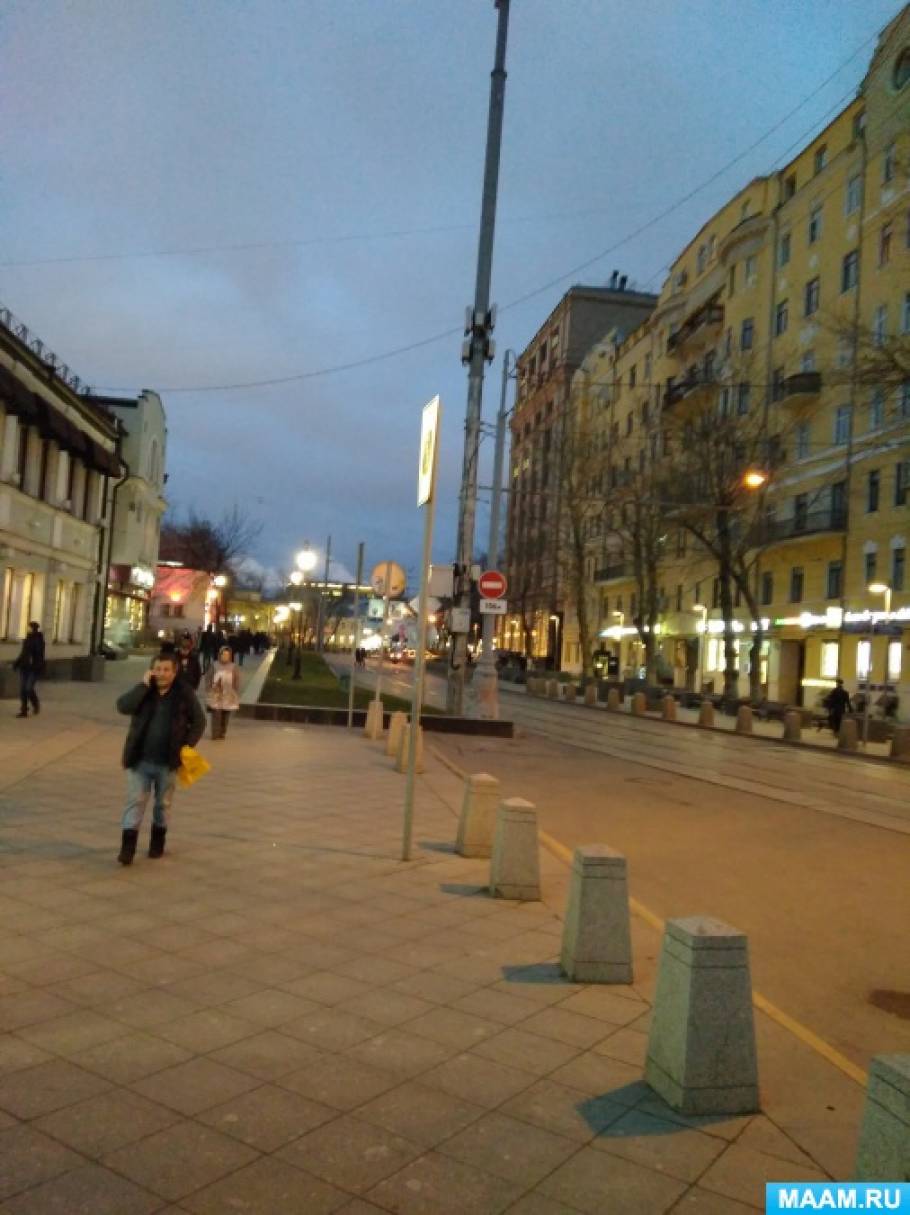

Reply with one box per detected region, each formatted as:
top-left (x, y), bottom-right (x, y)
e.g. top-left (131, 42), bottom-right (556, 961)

top-left (122, 761), bottom-right (175, 830)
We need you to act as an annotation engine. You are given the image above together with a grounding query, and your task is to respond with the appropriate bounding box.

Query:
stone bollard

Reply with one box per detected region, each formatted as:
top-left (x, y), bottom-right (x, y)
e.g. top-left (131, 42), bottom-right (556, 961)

top-left (607, 688), bottom-right (620, 711)
top-left (385, 711), bottom-right (407, 758)
top-left (735, 705), bottom-right (753, 735)
top-left (631, 692), bottom-right (647, 716)
top-left (890, 725), bottom-right (910, 762)
top-left (548, 680), bottom-right (560, 700)
top-left (855, 1054), bottom-right (910, 1181)
top-left (698, 701), bottom-right (715, 729)
top-left (395, 724), bottom-right (424, 774)
top-left (364, 698), bottom-right (383, 740)
top-left (584, 684), bottom-right (597, 707)
top-left (456, 773), bottom-right (501, 858)
top-left (561, 846), bottom-right (633, 984)
top-left (783, 709), bottom-right (802, 743)
top-left (528, 678), bottom-right (539, 696)
top-left (645, 916), bottom-right (759, 1116)
top-left (662, 696), bottom-right (677, 722)
top-left (564, 684), bottom-right (577, 704)
top-left (489, 799), bottom-right (541, 900)
top-left (838, 718), bottom-right (858, 752)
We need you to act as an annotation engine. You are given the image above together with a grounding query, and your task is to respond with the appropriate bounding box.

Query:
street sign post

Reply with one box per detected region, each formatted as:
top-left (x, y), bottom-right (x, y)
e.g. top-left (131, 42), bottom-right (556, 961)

top-left (478, 569), bottom-right (508, 599)
top-left (403, 396), bottom-right (441, 862)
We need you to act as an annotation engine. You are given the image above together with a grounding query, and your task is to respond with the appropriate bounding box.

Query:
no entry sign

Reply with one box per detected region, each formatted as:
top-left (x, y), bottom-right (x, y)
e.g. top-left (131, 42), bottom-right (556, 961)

top-left (478, 569), bottom-right (508, 599)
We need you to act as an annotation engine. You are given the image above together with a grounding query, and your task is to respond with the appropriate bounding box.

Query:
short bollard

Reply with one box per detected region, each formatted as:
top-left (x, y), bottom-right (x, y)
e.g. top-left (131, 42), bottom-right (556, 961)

top-left (564, 684), bottom-right (577, 703)
top-left (783, 709), bottom-right (802, 743)
top-left (560, 846), bottom-right (633, 984)
top-left (364, 699), bottom-right (383, 740)
top-left (698, 701), bottom-right (715, 729)
top-left (662, 696), bottom-right (677, 722)
top-left (631, 691), bottom-right (646, 716)
top-left (584, 684), bottom-right (597, 707)
top-left (489, 799), bottom-right (541, 900)
top-left (548, 680), bottom-right (559, 699)
top-left (735, 705), bottom-right (753, 735)
top-left (645, 916), bottom-right (759, 1116)
top-left (890, 725), bottom-right (910, 762)
top-left (606, 688), bottom-right (620, 711)
top-left (385, 711), bottom-right (407, 758)
top-left (456, 773), bottom-right (501, 858)
top-left (838, 718), bottom-right (859, 752)
top-left (527, 678), bottom-right (539, 696)
top-left (855, 1054), bottom-right (910, 1180)
top-left (395, 724), bottom-right (424, 774)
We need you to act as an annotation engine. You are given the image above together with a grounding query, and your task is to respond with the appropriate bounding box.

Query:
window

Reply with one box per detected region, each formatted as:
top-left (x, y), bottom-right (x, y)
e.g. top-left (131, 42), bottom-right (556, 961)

top-left (873, 304), bottom-right (888, 346)
top-left (841, 250), bottom-right (859, 292)
top-left (864, 551), bottom-right (877, 585)
top-left (867, 469), bottom-right (880, 512)
top-left (761, 571), bottom-right (774, 605)
top-left (696, 244), bottom-right (707, 274)
top-left (719, 386), bottom-right (731, 417)
top-left (745, 255), bottom-right (757, 284)
top-left (794, 493), bottom-right (808, 531)
top-left (796, 422), bottom-right (810, 459)
top-left (16, 427), bottom-right (29, 488)
top-left (883, 141), bottom-right (895, 184)
top-left (774, 300), bottom-right (788, 336)
top-left (772, 367), bottom-right (785, 402)
top-left (644, 353), bottom-right (652, 382)
top-left (893, 546), bottom-right (906, 592)
top-left (900, 380), bottom-right (910, 419)
top-left (1, 570), bottom-right (36, 641)
top-left (902, 292), bottom-right (910, 334)
top-left (804, 278), bottom-right (820, 316)
top-left (629, 365), bottom-right (636, 389)
top-left (801, 350), bottom-right (816, 372)
top-left (737, 383), bottom-right (750, 415)
top-left (740, 318), bottom-right (754, 350)
top-left (857, 639), bottom-right (871, 681)
top-left (676, 531), bottom-right (686, 557)
top-left (845, 174), bottom-right (862, 215)
top-left (782, 174), bottom-right (796, 202)
top-left (808, 204), bottom-right (823, 244)
top-left (728, 265), bottom-right (736, 296)
top-left (826, 561), bottom-right (842, 600)
top-left (879, 222), bottom-right (893, 266)
top-left (626, 412), bottom-right (633, 435)
top-left (814, 145), bottom-right (827, 175)
top-left (820, 641), bottom-right (839, 679)
top-left (853, 110), bottom-right (866, 140)
top-left (789, 567), bottom-right (804, 603)
top-left (831, 480), bottom-right (847, 521)
top-left (870, 388), bottom-right (884, 430)
top-left (896, 460), bottom-right (910, 507)
top-left (888, 641), bottom-right (902, 681)
top-left (896, 49), bottom-right (910, 91)
top-left (777, 232), bottom-right (791, 267)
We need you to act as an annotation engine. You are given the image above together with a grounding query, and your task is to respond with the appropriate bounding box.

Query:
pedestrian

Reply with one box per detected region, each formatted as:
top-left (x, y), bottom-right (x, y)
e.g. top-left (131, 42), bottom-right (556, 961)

top-left (176, 632), bottom-right (202, 690)
top-left (13, 621), bottom-right (45, 718)
top-left (115, 650), bottom-right (205, 865)
top-left (199, 624), bottom-right (216, 673)
top-left (205, 644), bottom-right (241, 740)
top-left (824, 678), bottom-right (852, 735)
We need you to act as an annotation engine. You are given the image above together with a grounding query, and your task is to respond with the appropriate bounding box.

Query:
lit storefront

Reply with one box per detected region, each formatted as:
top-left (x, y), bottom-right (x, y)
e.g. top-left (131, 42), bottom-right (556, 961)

top-left (104, 564), bottom-right (154, 645)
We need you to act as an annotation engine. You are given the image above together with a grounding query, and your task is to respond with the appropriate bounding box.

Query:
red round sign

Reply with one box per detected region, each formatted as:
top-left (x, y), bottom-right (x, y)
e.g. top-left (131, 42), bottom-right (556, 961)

top-left (478, 570), bottom-right (507, 599)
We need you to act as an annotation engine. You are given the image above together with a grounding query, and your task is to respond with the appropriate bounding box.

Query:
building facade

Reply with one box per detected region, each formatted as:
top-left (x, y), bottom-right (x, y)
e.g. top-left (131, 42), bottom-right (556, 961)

top-left (0, 306), bottom-right (121, 682)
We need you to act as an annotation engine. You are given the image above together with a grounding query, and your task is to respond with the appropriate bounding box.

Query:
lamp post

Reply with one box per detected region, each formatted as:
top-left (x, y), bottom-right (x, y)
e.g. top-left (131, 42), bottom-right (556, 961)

top-left (611, 611), bottom-right (624, 677)
top-left (862, 583), bottom-right (892, 747)
top-left (692, 603), bottom-right (708, 692)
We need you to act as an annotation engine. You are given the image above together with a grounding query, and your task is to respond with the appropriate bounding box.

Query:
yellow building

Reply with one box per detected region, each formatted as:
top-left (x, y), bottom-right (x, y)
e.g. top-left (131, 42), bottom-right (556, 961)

top-left (543, 8), bottom-right (910, 716)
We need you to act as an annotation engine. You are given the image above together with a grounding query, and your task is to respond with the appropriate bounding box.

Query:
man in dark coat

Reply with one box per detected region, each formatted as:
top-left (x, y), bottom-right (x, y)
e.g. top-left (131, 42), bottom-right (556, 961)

top-left (13, 621), bottom-right (45, 718)
top-left (176, 633), bottom-right (203, 689)
top-left (115, 651), bottom-right (205, 865)
top-left (824, 678), bottom-right (852, 735)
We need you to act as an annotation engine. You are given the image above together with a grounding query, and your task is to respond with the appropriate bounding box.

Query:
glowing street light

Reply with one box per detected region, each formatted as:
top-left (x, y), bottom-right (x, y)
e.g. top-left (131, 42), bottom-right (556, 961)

top-left (289, 570), bottom-right (303, 586)
top-left (742, 469), bottom-right (768, 491)
top-left (296, 546), bottom-right (317, 573)
top-left (213, 574), bottom-right (228, 588)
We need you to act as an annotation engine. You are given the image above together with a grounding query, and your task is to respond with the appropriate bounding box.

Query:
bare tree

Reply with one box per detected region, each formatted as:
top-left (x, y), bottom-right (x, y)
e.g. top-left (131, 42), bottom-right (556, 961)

top-left (160, 503), bottom-right (262, 575)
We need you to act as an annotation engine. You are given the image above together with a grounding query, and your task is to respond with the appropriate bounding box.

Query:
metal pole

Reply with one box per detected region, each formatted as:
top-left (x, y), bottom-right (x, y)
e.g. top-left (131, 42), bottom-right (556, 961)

top-left (448, 0), bottom-right (511, 717)
top-left (347, 542), bottom-right (365, 729)
top-left (316, 535), bottom-right (332, 653)
top-left (373, 562), bottom-right (392, 706)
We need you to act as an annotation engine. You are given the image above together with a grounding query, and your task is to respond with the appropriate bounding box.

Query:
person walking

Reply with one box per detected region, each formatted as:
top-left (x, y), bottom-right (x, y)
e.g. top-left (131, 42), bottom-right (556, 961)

top-left (115, 651), bottom-right (205, 865)
top-left (13, 621), bottom-right (45, 718)
top-left (176, 632), bottom-right (202, 690)
top-left (824, 678), bottom-right (852, 736)
top-left (205, 644), bottom-right (241, 740)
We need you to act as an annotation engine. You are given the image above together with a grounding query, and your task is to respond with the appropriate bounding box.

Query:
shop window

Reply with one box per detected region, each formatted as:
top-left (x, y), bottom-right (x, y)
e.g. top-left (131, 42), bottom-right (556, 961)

top-left (789, 567), bottom-right (804, 603)
top-left (820, 641), bottom-right (839, 679)
top-left (887, 641), bottom-right (902, 682)
top-left (857, 640), bottom-right (871, 680)
top-left (2, 571), bottom-right (36, 641)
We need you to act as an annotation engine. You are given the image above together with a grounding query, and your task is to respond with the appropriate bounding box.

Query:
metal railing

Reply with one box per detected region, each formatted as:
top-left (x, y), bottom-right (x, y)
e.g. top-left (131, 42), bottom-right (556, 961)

top-left (0, 302), bottom-right (93, 396)
top-left (759, 506), bottom-right (847, 542)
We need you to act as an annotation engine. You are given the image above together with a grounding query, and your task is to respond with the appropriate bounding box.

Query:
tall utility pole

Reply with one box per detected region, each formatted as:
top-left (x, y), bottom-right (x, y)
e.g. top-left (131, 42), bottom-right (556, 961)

top-left (315, 535), bottom-right (332, 653)
top-left (447, 0), bottom-right (511, 716)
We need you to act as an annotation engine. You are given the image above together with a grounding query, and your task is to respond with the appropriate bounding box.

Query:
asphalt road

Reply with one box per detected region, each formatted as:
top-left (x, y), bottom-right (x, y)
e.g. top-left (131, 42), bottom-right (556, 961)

top-left (339, 656), bottom-right (910, 1071)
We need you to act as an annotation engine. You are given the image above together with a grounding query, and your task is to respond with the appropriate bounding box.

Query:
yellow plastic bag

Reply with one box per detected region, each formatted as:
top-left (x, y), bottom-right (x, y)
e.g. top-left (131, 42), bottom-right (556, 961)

top-left (176, 745), bottom-right (211, 789)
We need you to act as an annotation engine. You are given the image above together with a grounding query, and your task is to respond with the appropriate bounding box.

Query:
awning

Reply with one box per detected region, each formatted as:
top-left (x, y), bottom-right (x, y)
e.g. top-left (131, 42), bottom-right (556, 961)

top-left (0, 365), bottom-right (41, 424)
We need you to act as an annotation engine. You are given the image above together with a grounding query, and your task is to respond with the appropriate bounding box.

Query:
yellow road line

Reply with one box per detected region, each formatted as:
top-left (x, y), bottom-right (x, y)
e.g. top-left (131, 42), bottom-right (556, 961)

top-left (428, 742), bottom-right (867, 1090)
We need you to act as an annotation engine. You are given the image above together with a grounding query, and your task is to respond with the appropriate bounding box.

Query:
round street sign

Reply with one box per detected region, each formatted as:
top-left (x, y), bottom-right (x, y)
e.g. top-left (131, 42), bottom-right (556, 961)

top-left (370, 561), bottom-right (407, 598)
top-left (478, 569), bottom-right (508, 599)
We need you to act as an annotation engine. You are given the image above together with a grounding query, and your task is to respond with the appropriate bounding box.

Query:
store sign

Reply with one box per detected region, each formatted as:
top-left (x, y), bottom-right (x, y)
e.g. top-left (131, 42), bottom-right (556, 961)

top-left (844, 607), bottom-right (910, 625)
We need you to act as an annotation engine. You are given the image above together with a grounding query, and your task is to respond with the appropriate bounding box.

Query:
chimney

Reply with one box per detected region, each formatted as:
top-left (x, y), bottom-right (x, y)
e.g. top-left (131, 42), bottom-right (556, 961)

top-left (619, 275), bottom-right (628, 291)
top-left (609, 270), bottom-right (618, 289)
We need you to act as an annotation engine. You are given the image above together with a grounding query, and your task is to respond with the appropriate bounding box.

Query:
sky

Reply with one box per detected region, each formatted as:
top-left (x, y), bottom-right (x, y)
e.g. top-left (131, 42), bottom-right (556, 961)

top-left (1, 0), bottom-right (901, 589)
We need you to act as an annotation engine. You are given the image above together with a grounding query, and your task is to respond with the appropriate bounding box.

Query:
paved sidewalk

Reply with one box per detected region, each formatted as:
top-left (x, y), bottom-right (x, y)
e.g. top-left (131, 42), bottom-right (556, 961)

top-left (0, 664), bottom-right (866, 1212)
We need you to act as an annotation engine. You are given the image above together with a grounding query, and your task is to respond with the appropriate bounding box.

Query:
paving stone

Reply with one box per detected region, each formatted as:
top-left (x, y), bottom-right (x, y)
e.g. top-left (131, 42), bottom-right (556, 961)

top-left (6, 953), bottom-right (100, 988)
top-left (67, 1029), bottom-right (192, 1084)
top-left (735, 1115), bottom-right (819, 1168)
top-left (0, 1124), bottom-right (84, 1202)
top-left (438, 1110), bottom-right (580, 1185)
top-left (153, 1008), bottom-right (258, 1053)
top-left (45, 970), bottom-right (149, 1007)
top-left (0, 1163), bottom-right (162, 1214)
top-left (218, 988), bottom-right (319, 1028)
top-left (197, 1082), bottom-right (336, 1150)
top-left (546, 1050), bottom-right (645, 1101)
top-left (519, 1006), bottom-right (613, 1050)
top-left (179, 1155), bottom-right (347, 1215)
top-left (335, 988), bottom-right (436, 1028)
top-left (698, 1143), bottom-right (828, 1206)
top-left (502, 1194), bottom-right (584, 1215)
top-left (0, 991), bottom-right (77, 1033)
top-left (500, 1077), bottom-right (628, 1144)
top-left (102, 1119), bottom-right (259, 1202)
top-left (280, 1053), bottom-right (401, 1111)
top-left (390, 971), bottom-right (479, 1006)
top-left (592, 1027), bottom-right (650, 1068)
top-left (131, 1056), bottom-right (259, 1115)
top-left (0, 1057), bottom-right (111, 1119)
top-left (592, 1106), bottom-right (728, 1181)
top-left (278, 1113), bottom-right (423, 1194)
top-left (450, 987), bottom-right (541, 1027)
top-left (33, 1087), bottom-right (179, 1157)
top-left (472, 1027), bottom-right (582, 1077)
top-left (159, 970), bottom-right (263, 1009)
top-left (356, 1079), bottom-right (485, 1147)
top-left (16, 1009), bottom-right (132, 1057)
top-left (0, 1035), bottom-right (53, 1076)
top-left (538, 1143), bottom-right (688, 1214)
top-left (345, 1028), bottom-right (455, 1078)
top-left (282, 1007), bottom-right (381, 1052)
top-left (554, 987), bottom-right (647, 1025)
top-left (670, 1186), bottom-right (761, 1214)
top-left (420, 1052), bottom-right (537, 1109)
top-left (281, 971), bottom-right (374, 1007)
top-left (104, 990), bottom-right (198, 1029)
top-left (207, 1028), bottom-right (324, 1081)
top-left (367, 1150), bottom-right (523, 1215)
top-left (406, 1006), bottom-right (502, 1052)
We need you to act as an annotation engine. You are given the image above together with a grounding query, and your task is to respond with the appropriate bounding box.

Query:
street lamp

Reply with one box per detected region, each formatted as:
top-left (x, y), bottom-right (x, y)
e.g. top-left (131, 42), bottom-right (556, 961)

top-left (741, 469), bottom-right (768, 491)
top-left (549, 613), bottom-right (561, 672)
top-left (692, 603), bottom-right (708, 692)
top-left (296, 547), bottom-right (317, 574)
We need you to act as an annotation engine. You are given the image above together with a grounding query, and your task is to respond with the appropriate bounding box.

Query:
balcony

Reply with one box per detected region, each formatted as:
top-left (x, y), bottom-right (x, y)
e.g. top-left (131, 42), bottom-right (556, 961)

top-left (758, 506), bottom-right (847, 544)
top-left (663, 372), bottom-right (715, 409)
top-left (667, 300), bottom-right (724, 354)
top-left (780, 371), bottom-right (822, 405)
top-left (594, 561), bottom-right (630, 583)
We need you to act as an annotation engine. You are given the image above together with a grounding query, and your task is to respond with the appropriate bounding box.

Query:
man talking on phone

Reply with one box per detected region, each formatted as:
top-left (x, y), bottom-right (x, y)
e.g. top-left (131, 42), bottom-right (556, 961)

top-left (115, 651), bottom-right (205, 866)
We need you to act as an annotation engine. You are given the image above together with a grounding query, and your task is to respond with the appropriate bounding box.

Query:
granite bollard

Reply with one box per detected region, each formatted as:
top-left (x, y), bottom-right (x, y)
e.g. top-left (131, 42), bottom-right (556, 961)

top-left (385, 711), bottom-right (407, 758)
top-left (783, 709), bottom-right (802, 743)
top-left (645, 916), bottom-right (759, 1116)
top-left (631, 691), bottom-right (647, 716)
top-left (855, 1054), bottom-right (910, 1181)
top-left (838, 718), bottom-right (859, 752)
top-left (560, 845), bottom-right (633, 984)
top-left (456, 773), bottom-right (501, 858)
top-left (606, 687), bottom-right (621, 711)
top-left (735, 705), bottom-right (753, 735)
top-left (662, 695), bottom-right (677, 722)
top-left (890, 725), bottom-right (910, 762)
top-left (395, 723), bottom-right (424, 774)
top-left (489, 799), bottom-right (541, 900)
top-left (584, 684), bottom-right (597, 707)
top-left (564, 684), bottom-right (577, 704)
top-left (364, 698), bottom-right (383, 741)
top-left (548, 679), bottom-right (560, 700)
top-left (698, 701), bottom-right (715, 729)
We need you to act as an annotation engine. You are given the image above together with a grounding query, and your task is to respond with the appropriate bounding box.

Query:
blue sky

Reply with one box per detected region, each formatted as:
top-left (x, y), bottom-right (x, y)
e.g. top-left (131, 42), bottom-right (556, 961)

top-left (1, 0), bottom-right (900, 587)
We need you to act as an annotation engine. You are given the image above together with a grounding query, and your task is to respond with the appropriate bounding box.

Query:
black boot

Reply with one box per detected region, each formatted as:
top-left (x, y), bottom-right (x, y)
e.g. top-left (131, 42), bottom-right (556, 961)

top-left (117, 829), bottom-right (139, 866)
top-left (16, 699), bottom-right (28, 718)
top-left (148, 825), bottom-right (167, 859)
top-left (29, 692), bottom-right (40, 716)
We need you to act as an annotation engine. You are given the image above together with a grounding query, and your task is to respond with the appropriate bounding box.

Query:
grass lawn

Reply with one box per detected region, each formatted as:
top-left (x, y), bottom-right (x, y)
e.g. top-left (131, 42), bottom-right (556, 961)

top-left (262, 651), bottom-right (440, 714)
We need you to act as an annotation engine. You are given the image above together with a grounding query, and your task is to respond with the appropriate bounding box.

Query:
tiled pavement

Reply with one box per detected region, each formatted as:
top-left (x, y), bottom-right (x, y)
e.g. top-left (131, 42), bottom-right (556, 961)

top-left (0, 660), bottom-right (865, 1213)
